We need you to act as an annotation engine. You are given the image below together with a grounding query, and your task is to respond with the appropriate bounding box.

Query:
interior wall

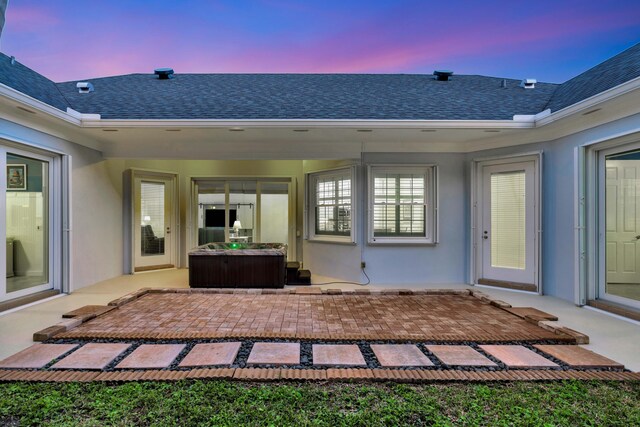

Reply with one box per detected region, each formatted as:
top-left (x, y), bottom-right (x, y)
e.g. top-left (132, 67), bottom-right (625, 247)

top-left (261, 193), bottom-right (288, 243)
top-left (6, 192), bottom-right (44, 276)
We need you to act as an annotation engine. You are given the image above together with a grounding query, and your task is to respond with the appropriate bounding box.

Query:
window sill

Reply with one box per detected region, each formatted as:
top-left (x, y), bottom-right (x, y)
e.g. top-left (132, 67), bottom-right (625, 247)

top-left (307, 237), bottom-right (357, 245)
top-left (367, 239), bottom-right (437, 246)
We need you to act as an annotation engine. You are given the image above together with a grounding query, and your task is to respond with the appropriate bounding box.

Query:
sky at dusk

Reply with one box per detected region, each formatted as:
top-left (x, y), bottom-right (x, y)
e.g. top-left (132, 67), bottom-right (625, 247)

top-left (1, 0), bottom-right (639, 83)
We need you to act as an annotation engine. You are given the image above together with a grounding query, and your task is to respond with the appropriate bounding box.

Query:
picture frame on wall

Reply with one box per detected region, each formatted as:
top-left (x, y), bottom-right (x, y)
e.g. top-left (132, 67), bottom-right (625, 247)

top-left (7, 164), bottom-right (27, 190)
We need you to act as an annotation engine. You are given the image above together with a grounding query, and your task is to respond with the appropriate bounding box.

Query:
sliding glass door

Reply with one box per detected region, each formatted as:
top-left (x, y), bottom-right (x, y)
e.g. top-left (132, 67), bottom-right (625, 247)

top-left (1, 147), bottom-right (55, 302)
top-left (194, 178), bottom-right (292, 249)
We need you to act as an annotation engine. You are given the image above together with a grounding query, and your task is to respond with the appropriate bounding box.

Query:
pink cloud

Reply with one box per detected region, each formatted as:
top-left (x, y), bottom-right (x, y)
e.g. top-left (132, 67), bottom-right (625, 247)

top-left (5, 4), bottom-right (59, 31)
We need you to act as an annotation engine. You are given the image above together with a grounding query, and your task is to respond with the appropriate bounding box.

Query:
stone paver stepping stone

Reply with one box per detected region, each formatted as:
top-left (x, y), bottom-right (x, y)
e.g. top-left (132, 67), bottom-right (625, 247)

top-left (313, 344), bottom-right (366, 366)
top-left (247, 343), bottom-right (300, 365)
top-left (0, 343), bottom-right (78, 369)
top-left (51, 343), bottom-right (131, 370)
top-left (426, 345), bottom-right (496, 367)
top-left (370, 344), bottom-right (433, 367)
top-left (479, 345), bottom-right (558, 368)
top-left (533, 345), bottom-right (624, 369)
top-left (178, 342), bottom-right (242, 367)
top-left (115, 344), bottom-right (185, 369)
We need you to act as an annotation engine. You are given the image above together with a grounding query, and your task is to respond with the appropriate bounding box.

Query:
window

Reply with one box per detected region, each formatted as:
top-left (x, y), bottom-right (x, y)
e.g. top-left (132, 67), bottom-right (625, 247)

top-left (368, 165), bottom-right (436, 244)
top-left (306, 167), bottom-right (356, 243)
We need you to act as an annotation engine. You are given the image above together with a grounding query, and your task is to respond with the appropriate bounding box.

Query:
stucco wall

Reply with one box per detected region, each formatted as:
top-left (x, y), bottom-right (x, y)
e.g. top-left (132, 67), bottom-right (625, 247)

top-left (303, 153), bottom-right (468, 285)
top-left (1, 118), bottom-right (123, 291)
top-left (467, 112), bottom-right (640, 302)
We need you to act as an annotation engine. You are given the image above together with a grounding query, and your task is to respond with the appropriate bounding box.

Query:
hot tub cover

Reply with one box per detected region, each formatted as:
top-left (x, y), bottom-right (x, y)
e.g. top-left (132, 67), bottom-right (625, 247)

top-left (189, 242), bottom-right (287, 256)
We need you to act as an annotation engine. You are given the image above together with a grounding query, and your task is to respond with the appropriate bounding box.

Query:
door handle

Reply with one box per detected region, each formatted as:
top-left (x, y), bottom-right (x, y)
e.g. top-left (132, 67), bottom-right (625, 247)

top-left (166, 227), bottom-right (171, 234)
top-left (483, 231), bottom-right (488, 240)
top-left (636, 235), bottom-right (640, 240)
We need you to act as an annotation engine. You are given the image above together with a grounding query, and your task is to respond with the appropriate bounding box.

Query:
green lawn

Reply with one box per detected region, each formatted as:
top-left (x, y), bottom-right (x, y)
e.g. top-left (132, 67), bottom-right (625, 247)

top-left (0, 380), bottom-right (638, 426)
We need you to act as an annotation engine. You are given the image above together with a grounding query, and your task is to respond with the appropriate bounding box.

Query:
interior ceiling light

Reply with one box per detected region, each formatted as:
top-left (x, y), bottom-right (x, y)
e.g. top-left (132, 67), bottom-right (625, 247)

top-left (582, 108), bottom-right (602, 116)
top-left (16, 106), bottom-right (36, 114)
top-left (229, 127), bottom-right (245, 132)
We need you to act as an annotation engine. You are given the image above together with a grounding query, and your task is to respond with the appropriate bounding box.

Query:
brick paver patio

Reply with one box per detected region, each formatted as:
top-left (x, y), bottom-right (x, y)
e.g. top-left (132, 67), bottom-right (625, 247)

top-left (56, 292), bottom-right (569, 342)
top-left (0, 288), bottom-right (635, 383)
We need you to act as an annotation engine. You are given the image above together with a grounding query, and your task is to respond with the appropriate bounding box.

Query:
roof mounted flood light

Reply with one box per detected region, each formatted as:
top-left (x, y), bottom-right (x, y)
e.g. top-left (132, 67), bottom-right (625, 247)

top-left (154, 68), bottom-right (174, 79)
top-left (433, 70), bottom-right (453, 81)
top-left (76, 82), bottom-right (94, 93)
top-left (520, 78), bottom-right (537, 89)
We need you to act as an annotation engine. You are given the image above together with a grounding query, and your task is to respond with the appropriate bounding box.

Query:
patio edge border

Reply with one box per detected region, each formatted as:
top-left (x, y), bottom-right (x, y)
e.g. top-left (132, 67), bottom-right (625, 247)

top-left (0, 368), bottom-right (637, 383)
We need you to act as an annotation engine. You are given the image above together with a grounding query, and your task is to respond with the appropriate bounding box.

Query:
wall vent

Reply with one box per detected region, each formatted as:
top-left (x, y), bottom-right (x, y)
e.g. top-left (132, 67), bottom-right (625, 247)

top-left (154, 68), bottom-right (174, 80)
top-left (76, 82), bottom-right (94, 93)
top-left (433, 70), bottom-right (453, 81)
top-left (520, 78), bottom-right (536, 89)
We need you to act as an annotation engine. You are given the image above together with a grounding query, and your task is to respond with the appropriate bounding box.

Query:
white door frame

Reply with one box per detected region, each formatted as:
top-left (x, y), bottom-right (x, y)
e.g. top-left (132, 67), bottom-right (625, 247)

top-left (125, 169), bottom-right (179, 273)
top-left (0, 143), bottom-right (65, 301)
top-left (188, 176), bottom-right (297, 261)
top-left (470, 152), bottom-right (542, 294)
top-left (595, 141), bottom-right (640, 309)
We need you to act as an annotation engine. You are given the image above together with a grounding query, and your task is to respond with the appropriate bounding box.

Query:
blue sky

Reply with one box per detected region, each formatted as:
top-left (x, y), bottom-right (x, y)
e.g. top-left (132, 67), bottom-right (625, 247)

top-left (1, 0), bottom-right (639, 82)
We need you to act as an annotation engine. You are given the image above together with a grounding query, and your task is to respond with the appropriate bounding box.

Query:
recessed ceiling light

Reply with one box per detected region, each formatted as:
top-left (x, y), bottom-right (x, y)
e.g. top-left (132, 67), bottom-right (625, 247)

top-left (357, 129), bottom-right (373, 132)
top-left (421, 129), bottom-right (437, 132)
top-left (229, 127), bottom-right (245, 132)
top-left (293, 129), bottom-right (309, 132)
top-left (484, 130), bottom-right (500, 133)
top-left (102, 129), bottom-right (118, 132)
top-left (16, 106), bottom-right (36, 114)
top-left (582, 108), bottom-right (602, 116)
top-left (165, 129), bottom-right (181, 132)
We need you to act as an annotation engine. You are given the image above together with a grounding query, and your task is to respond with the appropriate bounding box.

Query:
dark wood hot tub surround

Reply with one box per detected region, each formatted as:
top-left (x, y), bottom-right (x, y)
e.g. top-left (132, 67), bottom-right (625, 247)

top-left (189, 243), bottom-right (286, 288)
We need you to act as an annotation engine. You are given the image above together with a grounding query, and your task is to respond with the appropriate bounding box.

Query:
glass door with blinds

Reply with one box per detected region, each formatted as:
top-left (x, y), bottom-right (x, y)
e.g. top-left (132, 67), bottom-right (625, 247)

top-left (478, 160), bottom-right (537, 290)
top-left (133, 176), bottom-right (175, 271)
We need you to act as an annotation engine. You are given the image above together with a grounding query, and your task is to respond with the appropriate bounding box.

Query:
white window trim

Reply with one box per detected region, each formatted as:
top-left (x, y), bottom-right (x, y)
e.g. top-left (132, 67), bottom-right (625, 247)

top-left (367, 164), bottom-right (438, 245)
top-left (305, 166), bottom-right (357, 244)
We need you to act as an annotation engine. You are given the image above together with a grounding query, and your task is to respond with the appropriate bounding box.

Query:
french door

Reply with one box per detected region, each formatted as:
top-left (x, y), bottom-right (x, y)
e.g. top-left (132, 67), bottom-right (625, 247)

top-left (474, 157), bottom-right (540, 291)
top-left (1, 146), bottom-right (57, 302)
top-left (133, 175), bottom-right (177, 271)
top-left (598, 144), bottom-right (640, 308)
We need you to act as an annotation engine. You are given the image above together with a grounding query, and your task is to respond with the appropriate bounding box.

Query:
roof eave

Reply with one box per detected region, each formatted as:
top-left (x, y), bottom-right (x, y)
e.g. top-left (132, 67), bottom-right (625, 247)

top-left (536, 75), bottom-right (640, 127)
top-left (79, 118), bottom-right (535, 129)
top-left (0, 82), bottom-right (82, 126)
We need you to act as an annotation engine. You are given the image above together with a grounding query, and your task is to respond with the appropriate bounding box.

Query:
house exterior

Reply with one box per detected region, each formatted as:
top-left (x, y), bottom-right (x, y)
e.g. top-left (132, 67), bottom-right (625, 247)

top-left (0, 43), bottom-right (639, 319)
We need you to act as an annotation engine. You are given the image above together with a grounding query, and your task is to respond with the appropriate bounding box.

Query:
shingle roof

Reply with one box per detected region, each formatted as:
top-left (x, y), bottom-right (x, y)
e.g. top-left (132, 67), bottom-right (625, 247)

top-left (545, 43), bottom-right (640, 112)
top-left (0, 53), bottom-right (69, 111)
top-left (2, 43), bottom-right (639, 121)
top-left (53, 73), bottom-right (557, 120)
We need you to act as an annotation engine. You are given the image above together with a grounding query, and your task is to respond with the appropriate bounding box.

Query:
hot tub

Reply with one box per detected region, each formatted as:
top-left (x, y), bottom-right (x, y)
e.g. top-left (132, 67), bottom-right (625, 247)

top-left (188, 242), bottom-right (286, 288)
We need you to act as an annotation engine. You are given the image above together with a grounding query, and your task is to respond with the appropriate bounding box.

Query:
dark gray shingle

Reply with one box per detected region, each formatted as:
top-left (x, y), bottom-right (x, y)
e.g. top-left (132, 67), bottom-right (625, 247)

top-left (545, 43), bottom-right (640, 112)
top-left (55, 73), bottom-right (557, 120)
top-left (0, 53), bottom-right (69, 111)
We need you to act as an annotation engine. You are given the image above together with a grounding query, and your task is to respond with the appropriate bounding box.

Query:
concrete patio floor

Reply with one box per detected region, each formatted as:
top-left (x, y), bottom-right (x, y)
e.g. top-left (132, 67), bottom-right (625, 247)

top-left (0, 268), bottom-right (638, 372)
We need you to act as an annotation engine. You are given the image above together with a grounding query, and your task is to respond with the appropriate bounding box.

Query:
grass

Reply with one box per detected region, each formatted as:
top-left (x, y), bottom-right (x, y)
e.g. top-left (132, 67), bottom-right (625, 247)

top-left (0, 380), bottom-right (638, 426)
